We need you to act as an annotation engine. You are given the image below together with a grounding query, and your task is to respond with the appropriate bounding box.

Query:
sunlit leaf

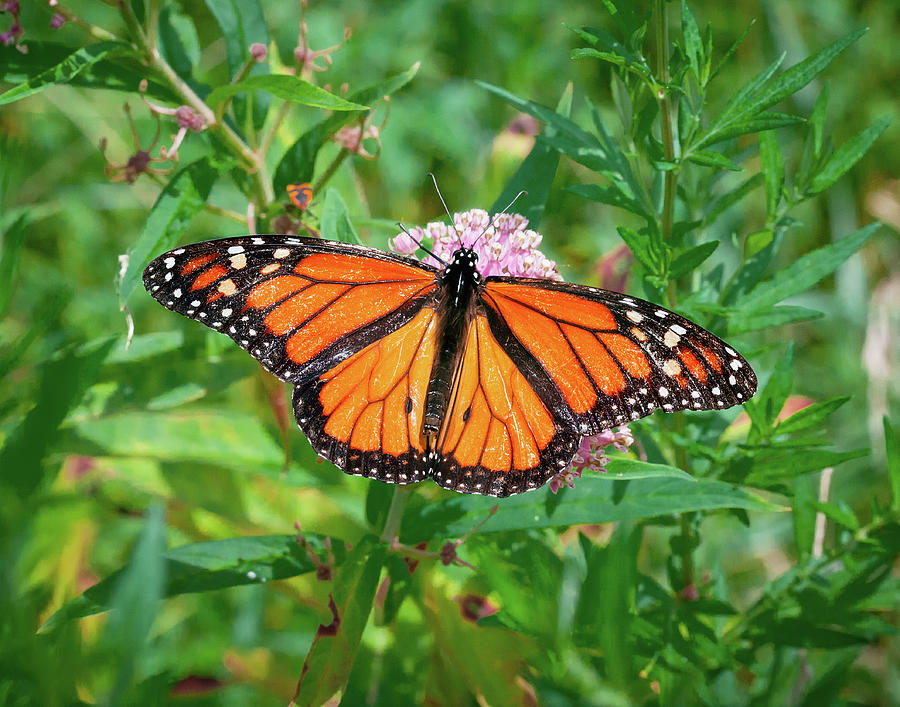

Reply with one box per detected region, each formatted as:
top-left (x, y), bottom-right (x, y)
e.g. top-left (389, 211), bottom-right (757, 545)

top-left (206, 75), bottom-right (367, 110)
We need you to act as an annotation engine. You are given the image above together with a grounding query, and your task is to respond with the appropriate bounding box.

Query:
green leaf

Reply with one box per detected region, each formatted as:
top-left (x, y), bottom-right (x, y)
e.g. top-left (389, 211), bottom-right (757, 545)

top-left (708, 20), bottom-right (755, 84)
top-left (568, 183), bottom-right (649, 219)
top-left (567, 25), bottom-right (649, 74)
top-left (737, 223), bottom-right (878, 312)
top-left (727, 305), bottom-right (823, 334)
top-left (681, 0), bottom-right (703, 80)
top-left (885, 417), bottom-right (900, 513)
top-left (202, 0), bottom-right (267, 78)
top-left (814, 500), bottom-right (859, 531)
top-left (605, 458), bottom-right (695, 481)
top-left (669, 241), bottom-right (719, 279)
top-left (686, 150), bottom-right (741, 171)
top-left (320, 188), bottom-right (362, 245)
top-left (0, 212), bottom-right (27, 318)
top-left (41, 533), bottom-right (340, 631)
top-left (491, 83), bottom-right (572, 229)
top-left (705, 173), bottom-right (763, 225)
top-left (104, 332), bottom-right (185, 364)
top-left (294, 536), bottom-right (386, 706)
top-left (809, 116), bottom-right (890, 194)
top-left (0, 339), bottom-right (115, 498)
top-left (206, 75), bottom-right (367, 111)
top-left (401, 477), bottom-right (781, 543)
top-left (617, 226), bottom-right (661, 274)
top-left (743, 343), bottom-right (793, 435)
top-left (102, 504), bottom-right (166, 703)
top-left (119, 158), bottom-right (217, 305)
top-left (776, 396), bottom-right (850, 435)
top-left (158, 3), bottom-right (201, 79)
top-left (792, 476), bottom-right (816, 561)
top-left (759, 130), bottom-right (784, 221)
top-left (697, 112), bottom-right (803, 148)
top-left (0, 42), bottom-right (124, 106)
top-left (745, 449), bottom-right (868, 487)
top-left (273, 62), bottom-right (419, 194)
top-left (810, 83), bottom-right (830, 158)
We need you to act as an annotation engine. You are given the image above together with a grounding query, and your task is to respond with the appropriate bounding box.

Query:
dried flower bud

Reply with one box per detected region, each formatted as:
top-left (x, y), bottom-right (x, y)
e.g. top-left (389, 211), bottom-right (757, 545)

top-left (49, 12), bottom-right (65, 29)
top-left (175, 105), bottom-right (205, 131)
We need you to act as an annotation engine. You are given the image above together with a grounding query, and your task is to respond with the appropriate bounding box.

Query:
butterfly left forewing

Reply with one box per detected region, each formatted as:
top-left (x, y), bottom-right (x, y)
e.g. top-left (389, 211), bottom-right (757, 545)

top-left (432, 313), bottom-right (579, 497)
top-left (481, 279), bottom-right (757, 434)
top-left (143, 235), bottom-right (437, 385)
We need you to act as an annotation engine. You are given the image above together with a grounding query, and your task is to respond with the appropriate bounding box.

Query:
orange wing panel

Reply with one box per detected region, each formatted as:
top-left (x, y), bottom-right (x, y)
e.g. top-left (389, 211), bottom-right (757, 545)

top-left (190, 265), bottom-right (228, 291)
top-left (488, 282), bottom-right (617, 330)
top-left (561, 324), bottom-right (626, 395)
top-left (180, 253), bottom-right (218, 276)
top-left (599, 333), bottom-right (652, 379)
top-left (265, 283), bottom-right (349, 336)
top-left (295, 253), bottom-right (433, 283)
top-left (245, 275), bottom-right (310, 310)
top-left (678, 347), bottom-right (707, 383)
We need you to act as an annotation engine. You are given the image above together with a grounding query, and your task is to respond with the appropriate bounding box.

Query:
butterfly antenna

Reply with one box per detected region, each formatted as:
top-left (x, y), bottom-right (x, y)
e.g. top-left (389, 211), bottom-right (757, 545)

top-left (473, 189), bottom-right (528, 247)
top-left (429, 172), bottom-right (463, 247)
top-left (397, 222), bottom-right (447, 266)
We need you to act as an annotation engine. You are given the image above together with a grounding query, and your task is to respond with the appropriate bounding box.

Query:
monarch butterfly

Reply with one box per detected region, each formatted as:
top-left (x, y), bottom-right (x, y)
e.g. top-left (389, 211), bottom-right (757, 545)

top-left (286, 183), bottom-right (313, 211)
top-left (143, 226), bottom-right (756, 497)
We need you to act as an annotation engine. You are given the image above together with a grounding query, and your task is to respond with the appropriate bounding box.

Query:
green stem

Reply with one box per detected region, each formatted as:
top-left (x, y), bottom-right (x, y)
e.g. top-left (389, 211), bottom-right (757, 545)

top-left (379, 486), bottom-right (412, 544)
top-left (312, 148), bottom-right (350, 194)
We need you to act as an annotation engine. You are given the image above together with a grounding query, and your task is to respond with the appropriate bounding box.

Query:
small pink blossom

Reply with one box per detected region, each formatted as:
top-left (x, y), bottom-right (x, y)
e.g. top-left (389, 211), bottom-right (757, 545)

top-left (549, 425), bottom-right (634, 493)
top-left (175, 105), bottom-right (205, 131)
top-left (49, 12), bottom-right (65, 29)
top-left (249, 42), bottom-right (267, 62)
top-left (389, 228), bottom-right (423, 255)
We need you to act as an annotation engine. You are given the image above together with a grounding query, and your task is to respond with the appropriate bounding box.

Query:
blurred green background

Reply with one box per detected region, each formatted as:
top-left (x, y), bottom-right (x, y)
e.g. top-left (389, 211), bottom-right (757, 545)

top-left (1, 0), bottom-right (897, 704)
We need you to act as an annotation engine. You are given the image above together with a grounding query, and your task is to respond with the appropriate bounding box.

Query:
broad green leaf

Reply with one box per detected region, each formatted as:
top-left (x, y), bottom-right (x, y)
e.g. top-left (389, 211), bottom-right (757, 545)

top-left (320, 188), bottom-right (362, 245)
top-left (686, 150), bottom-right (741, 171)
top-left (104, 332), bottom-right (185, 364)
top-left (775, 396), bottom-right (850, 435)
top-left (809, 116), bottom-right (890, 194)
top-left (158, 3), bottom-right (201, 79)
top-left (119, 158), bottom-right (217, 305)
top-left (274, 62), bottom-right (419, 194)
top-left (737, 223), bottom-right (878, 312)
top-left (206, 75), bottom-right (367, 111)
top-left (0, 292), bottom-right (67, 383)
top-left (146, 382), bottom-right (207, 410)
top-left (0, 338), bottom-right (115, 498)
top-left (0, 41), bottom-right (123, 105)
top-left (41, 534), bottom-right (340, 631)
top-left (727, 305), bottom-right (823, 334)
top-left (681, 0), bottom-right (703, 80)
top-left (102, 504), bottom-right (166, 704)
top-left (294, 536), bottom-right (386, 707)
top-left (401, 477), bottom-right (780, 543)
top-left (604, 458), bottom-right (694, 481)
top-left (0, 212), bottom-right (27, 317)
top-left (71, 410), bottom-right (313, 482)
top-left (744, 448), bottom-right (868, 487)
top-left (491, 83), bottom-right (572, 229)
top-left (885, 418), bottom-right (900, 513)
top-left (759, 130), bottom-right (784, 221)
top-left (669, 241), bottom-right (719, 279)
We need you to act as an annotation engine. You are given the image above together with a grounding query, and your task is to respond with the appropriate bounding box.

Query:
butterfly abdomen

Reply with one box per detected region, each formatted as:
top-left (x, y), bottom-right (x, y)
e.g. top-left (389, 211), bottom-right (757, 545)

top-left (423, 249), bottom-right (481, 436)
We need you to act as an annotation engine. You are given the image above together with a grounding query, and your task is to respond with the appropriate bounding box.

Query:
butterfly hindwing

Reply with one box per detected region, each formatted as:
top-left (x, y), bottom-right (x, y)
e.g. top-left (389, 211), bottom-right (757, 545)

top-left (143, 235), bottom-right (438, 385)
top-left (431, 312), bottom-right (579, 497)
top-left (481, 279), bottom-right (757, 434)
top-left (292, 307), bottom-right (440, 484)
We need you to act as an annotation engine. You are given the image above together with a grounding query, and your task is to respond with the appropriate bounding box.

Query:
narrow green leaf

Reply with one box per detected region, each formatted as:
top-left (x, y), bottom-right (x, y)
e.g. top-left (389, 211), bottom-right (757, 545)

top-left (706, 173), bottom-right (763, 224)
top-left (720, 226), bottom-right (780, 304)
top-left (792, 476), bottom-right (816, 561)
top-left (274, 62), bottom-right (419, 194)
top-left (104, 331), bottom-right (185, 364)
top-left (776, 396), bottom-right (851, 435)
top-left (120, 158), bottom-right (217, 305)
top-left (810, 83), bottom-right (830, 157)
top-left (681, 0), bottom-right (703, 80)
top-left (0, 339), bottom-right (115, 498)
top-left (745, 449), bottom-right (868, 487)
top-left (759, 130), bottom-right (784, 221)
top-left (568, 183), bottom-right (649, 219)
top-left (567, 25), bottom-right (648, 73)
top-left (697, 112), bottom-right (803, 148)
top-left (814, 500), bottom-right (859, 531)
top-left (708, 20), bottom-right (755, 83)
top-left (206, 75), bottom-right (367, 111)
top-left (705, 53), bottom-right (786, 134)
top-left (617, 226), bottom-right (661, 274)
top-left (491, 85), bottom-right (572, 229)
top-left (885, 417), bottom-right (900, 513)
top-left (743, 343), bottom-right (793, 433)
top-left (669, 241), bottom-right (719, 279)
top-left (158, 3), bottom-right (201, 79)
top-left (728, 305), bottom-right (823, 334)
top-left (809, 116), bottom-right (890, 194)
top-left (686, 150), bottom-right (741, 171)
top-left (737, 223), bottom-right (878, 312)
top-left (41, 533), bottom-right (341, 631)
top-left (294, 536), bottom-right (386, 707)
top-left (102, 503), bottom-right (166, 703)
top-left (203, 0), bottom-right (267, 76)
top-left (605, 458), bottom-right (694, 481)
top-left (0, 212), bottom-right (27, 317)
top-left (0, 42), bottom-right (123, 105)
top-left (401, 477), bottom-right (781, 543)
top-left (320, 188), bottom-right (362, 245)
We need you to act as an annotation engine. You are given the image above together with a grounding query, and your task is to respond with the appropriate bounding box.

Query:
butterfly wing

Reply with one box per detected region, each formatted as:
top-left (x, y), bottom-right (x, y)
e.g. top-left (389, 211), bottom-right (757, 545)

top-left (142, 235), bottom-right (438, 386)
top-left (480, 279), bottom-right (757, 435)
top-left (430, 310), bottom-right (580, 496)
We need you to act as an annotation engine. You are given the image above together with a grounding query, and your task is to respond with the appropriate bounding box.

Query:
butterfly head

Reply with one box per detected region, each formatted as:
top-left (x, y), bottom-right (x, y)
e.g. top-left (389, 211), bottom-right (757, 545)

top-left (441, 247), bottom-right (481, 309)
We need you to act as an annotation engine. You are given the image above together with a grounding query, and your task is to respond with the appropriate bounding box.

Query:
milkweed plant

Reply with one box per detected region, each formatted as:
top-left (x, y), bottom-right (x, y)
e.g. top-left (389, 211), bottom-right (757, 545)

top-left (0, 0), bottom-right (896, 704)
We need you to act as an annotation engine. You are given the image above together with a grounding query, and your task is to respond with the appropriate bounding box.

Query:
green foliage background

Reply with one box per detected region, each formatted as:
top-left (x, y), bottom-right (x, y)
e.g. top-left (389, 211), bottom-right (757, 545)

top-left (1, 0), bottom-right (898, 704)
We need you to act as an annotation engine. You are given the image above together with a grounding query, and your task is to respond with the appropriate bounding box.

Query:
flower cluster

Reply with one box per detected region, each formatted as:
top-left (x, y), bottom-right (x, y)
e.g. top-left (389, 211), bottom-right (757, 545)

top-left (390, 208), bottom-right (561, 279)
top-left (548, 425), bottom-right (634, 493)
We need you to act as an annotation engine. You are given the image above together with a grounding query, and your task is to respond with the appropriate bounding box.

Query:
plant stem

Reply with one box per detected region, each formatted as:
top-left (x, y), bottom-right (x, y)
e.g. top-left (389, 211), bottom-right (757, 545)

top-left (655, 0), bottom-right (678, 245)
top-left (312, 147), bottom-right (350, 194)
top-left (379, 486), bottom-right (412, 544)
